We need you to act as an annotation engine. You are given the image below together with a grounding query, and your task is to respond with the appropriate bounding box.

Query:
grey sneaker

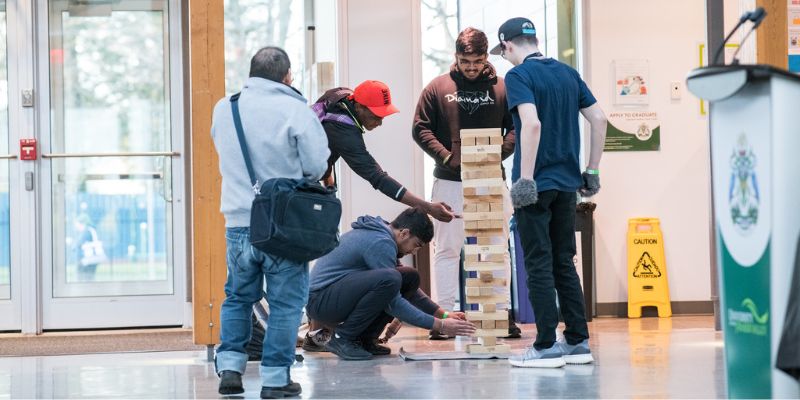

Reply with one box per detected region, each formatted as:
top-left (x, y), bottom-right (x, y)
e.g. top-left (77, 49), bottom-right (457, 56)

top-left (509, 345), bottom-right (565, 368)
top-left (557, 339), bottom-right (594, 364)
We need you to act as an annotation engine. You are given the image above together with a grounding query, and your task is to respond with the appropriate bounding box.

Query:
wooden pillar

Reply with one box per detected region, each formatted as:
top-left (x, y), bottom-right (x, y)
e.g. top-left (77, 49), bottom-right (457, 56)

top-left (756, 0), bottom-right (788, 69)
top-left (189, 0), bottom-right (227, 346)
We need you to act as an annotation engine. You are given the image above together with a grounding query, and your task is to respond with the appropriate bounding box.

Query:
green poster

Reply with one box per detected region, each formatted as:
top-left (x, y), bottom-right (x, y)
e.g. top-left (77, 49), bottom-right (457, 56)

top-left (604, 111), bottom-right (660, 152)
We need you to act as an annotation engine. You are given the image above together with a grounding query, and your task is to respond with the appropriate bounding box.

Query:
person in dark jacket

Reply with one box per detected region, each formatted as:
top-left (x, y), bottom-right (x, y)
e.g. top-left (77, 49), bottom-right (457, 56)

top-left (312, 80), bottom-right (456, 223)
top-left (306, 207), bottom-right (476, 360)
top-left (412, 27), bottom-right (521, 340)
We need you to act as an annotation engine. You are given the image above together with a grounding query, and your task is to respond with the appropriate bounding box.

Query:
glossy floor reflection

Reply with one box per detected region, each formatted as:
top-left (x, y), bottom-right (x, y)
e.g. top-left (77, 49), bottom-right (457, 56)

top-left (0, 316), bottom-right (725, 399)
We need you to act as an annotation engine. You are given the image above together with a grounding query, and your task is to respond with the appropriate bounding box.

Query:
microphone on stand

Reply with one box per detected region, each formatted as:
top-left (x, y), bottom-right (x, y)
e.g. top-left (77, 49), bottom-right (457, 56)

top-left (712, 7), bottom-right (767, 66)
top-left (730, 8), bottom-right (767, 65)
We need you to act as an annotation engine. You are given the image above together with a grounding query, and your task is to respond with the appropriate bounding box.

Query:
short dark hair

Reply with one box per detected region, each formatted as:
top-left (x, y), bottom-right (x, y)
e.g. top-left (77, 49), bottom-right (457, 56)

top-left (249, 46), bottom-right (291, 82)
top-left (455, 27), bottom-right (488, 55)
top-left (390, 207), bottom-right (434, 243)
top-left (509, 35), bottom-right (539, 48)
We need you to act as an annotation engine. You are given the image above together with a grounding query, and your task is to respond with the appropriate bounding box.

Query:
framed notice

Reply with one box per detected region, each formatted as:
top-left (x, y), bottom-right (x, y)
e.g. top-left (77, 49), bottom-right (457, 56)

top-left (604, 111), bottom-right (660, 152)
top-left (613, 59), bottom-right (650, 106)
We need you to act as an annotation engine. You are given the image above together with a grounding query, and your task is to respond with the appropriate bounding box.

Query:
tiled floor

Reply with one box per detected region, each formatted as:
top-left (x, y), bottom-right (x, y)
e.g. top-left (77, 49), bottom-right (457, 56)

top-left (0, 316), bottom-right (725, 398)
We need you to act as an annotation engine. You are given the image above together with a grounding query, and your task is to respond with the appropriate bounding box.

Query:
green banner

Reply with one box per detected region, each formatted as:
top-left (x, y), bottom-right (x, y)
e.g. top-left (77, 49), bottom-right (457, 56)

top-left (604, 121), bottom-right (660, 152)
top-left (719, 233), bottom-right (772, 399)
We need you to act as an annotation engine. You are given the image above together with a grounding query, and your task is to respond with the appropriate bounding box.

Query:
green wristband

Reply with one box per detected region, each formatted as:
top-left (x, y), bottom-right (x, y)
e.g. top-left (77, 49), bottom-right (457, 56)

top-left (442, 311), bottom-right (449, 319)
top-left (586, 168), bottom-right (600, 175)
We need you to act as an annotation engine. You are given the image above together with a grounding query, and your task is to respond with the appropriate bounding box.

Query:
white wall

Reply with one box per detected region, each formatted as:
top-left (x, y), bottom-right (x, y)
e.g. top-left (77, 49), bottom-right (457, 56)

top-left (584, 0), bottom-right (713, 305)
top-left (336, 0), bottom-right (425, 230)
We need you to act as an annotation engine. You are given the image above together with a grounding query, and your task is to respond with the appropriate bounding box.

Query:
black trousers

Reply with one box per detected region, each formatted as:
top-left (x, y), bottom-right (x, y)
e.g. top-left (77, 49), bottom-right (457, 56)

top-left (307, 266), bottom-right (422, 341)
top-left (515, 190), bottom-right (589, 349)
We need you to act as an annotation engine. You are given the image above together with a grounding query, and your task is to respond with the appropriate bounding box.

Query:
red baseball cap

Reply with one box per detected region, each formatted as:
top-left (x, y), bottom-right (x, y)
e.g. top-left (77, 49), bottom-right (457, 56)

top-left (350, 80), bottom-right (399, 118)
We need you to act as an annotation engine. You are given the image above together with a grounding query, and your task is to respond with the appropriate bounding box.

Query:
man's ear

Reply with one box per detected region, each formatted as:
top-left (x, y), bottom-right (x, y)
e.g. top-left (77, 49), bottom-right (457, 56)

top-left (282, 69), bottom-right (293, 86)
top-left (400, 228), bottom-right (411, 240)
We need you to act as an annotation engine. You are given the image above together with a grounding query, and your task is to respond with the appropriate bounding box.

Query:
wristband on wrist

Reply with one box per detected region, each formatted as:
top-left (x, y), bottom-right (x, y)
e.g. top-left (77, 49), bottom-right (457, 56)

top-left (442, 311), bottom-right (449, 319)
top-left (586, 168), bottom-right (599, 175)
top-left (442, 154), bottom-right (452, 165)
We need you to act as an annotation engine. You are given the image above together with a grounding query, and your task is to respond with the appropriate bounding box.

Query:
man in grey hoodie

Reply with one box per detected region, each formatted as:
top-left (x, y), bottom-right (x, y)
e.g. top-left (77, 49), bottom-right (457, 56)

top-left (307, 207), bottom-right (476, 360)
top-left (211, 47), bottom-right (330, 398)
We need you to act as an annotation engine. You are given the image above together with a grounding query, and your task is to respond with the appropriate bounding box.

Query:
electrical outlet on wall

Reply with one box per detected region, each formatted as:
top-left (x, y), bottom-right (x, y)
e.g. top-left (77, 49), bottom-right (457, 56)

top-left (670, 81), bottom-right (681, 100)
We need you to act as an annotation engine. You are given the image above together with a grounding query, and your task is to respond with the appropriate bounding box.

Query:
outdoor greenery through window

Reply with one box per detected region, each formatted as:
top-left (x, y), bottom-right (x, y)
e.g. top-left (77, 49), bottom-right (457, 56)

top-left (224, 0), bottom-right (307, 95)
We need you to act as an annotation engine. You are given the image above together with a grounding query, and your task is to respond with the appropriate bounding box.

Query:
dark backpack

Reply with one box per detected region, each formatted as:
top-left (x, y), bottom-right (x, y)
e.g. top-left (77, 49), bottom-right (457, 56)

top-left (230, 93), bottom-right (341, 262)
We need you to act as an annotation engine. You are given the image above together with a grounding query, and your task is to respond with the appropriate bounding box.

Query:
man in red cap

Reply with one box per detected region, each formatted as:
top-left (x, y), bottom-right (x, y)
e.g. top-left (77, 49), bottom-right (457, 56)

top-left (302, 80), bottom-right (458, 351)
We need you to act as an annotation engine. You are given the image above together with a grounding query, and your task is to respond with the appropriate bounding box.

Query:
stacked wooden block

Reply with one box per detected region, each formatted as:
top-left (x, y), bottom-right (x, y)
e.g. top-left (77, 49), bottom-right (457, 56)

top-left (460, 128), bottom-right (511, 354)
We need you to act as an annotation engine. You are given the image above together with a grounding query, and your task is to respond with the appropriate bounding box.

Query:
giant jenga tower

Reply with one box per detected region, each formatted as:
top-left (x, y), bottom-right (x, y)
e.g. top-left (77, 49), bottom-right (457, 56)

top-left (460, 128), bottom-right (511, 354)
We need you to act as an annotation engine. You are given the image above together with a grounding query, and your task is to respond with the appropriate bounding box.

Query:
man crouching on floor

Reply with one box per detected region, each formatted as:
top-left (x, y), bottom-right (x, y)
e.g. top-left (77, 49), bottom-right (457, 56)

top-left (306, 207), bottom-right (476, 360)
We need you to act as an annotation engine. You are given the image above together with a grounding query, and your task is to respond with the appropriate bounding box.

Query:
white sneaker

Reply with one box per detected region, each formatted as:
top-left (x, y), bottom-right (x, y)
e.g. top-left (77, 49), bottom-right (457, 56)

top-left (557, 339), bottom-right (594, 364)
top-left (508, 345), bottom-right (565, 368)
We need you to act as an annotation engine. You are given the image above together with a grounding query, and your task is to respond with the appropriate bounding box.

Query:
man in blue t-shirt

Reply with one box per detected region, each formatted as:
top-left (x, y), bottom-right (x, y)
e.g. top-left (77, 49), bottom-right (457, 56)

top-left (492, 17), bottom-right (608, 368)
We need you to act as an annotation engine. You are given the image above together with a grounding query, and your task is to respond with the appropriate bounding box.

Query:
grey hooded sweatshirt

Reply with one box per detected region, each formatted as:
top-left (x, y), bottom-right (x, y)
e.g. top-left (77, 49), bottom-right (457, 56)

top-left (309, 216), bottom-right (437, 329)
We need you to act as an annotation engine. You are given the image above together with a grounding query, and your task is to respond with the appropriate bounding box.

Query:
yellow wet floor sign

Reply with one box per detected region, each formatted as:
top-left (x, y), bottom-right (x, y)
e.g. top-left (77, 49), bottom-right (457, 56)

top-left (627, 218), bottom-right (672, 318)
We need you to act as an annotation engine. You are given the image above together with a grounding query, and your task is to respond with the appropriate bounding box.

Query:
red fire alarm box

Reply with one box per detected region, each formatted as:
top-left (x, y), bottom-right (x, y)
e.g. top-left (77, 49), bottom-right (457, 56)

top-left (20, 139), bottom-right (37, 160)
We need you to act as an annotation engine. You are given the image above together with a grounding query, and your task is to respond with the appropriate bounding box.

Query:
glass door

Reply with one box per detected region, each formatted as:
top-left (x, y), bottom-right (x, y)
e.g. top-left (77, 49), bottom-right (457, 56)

top-left (0, 0), bottom-right (10, 326)
top-left (36, 0), bottom-right (186, 330)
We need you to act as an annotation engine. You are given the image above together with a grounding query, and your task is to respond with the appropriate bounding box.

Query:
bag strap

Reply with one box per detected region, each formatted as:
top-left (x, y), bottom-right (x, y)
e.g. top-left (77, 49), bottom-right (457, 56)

top-left (230, 93), bottom-right (260, 194)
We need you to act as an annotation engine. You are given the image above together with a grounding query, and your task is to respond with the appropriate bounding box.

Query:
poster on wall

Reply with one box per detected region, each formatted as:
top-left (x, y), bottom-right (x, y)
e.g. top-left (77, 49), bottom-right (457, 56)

top-left (790, 0), bottom-right (800, 72)
top-left (604, 111), bottom-right (660, 152)
top-left (613, 60), bottom-right (650, 105)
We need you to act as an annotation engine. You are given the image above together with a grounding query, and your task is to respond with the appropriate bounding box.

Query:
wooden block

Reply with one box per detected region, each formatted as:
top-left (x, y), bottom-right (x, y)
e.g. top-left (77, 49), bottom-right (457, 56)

top-left (464, 244), bottom-right (507, 255)
top-left (461, 128), bottom-right (502, 139)
top-left (461, 136), bottom-right (476, 146)
top-left (481, 254), bottom-right (505, 263)
top-left (464, 262), bottom-right (507, 272)
top-left (479, 287), bottom-right (494, 296)
top-left (482, 320), bottom-right (496, 330)
top-left (479, 272), bottom-right (494, 282)
top-left (465, 287), bottom-right (481, 297)
top-left (496, 320), bottom-right (509, 329)
top-left (475, 137), bottom-right (490, 145)
top-left (476, 237), bottom-right (494, 245)
top-left (463, 187), bottom-right (477, 196)
top-left (490, 136), bottom-right (504, 145)
top-left (462, 145), bottom-right (501, 155)
top-left (463, 203), bottom-right (478, 213)
top-left (465, 254), bottom-right (479, 263)
top-left (462, 178), bottom-right (505, 189)
top-left (465, 221), bottom-right (479, 230)
top-left (480, 303), bottom-right (497, 312)
top-left (466, 343), bottom-right (511, 354)
top-left (477, 202), bottom-right (491, 212)
top-left (465, 278), bottom-right (507, 287)
top-left (466, 295), bottom-right (508, 305)
top-left (488, 153), bottom-right (501, 162)
top-left (473, 328), bottom-right (509, 337)
top-left (478, 220), bottom-right (491, 229)
top-left (466, 311), bottom-right (507, 321)
top-left (478, 336), bottom-right (497, 346)
top-left (489, 202), bottom-right (504, 212)
top-left (473, 320), bottom-right (482, 329)
top-left (462, 212), bottom-right (504, 221)
top-left (465, 229), bottom-right (505, 237)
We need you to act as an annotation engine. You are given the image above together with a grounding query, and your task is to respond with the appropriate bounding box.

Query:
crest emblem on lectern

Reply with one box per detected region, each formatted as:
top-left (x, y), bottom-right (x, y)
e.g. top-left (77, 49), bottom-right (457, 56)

top-left (729, 133), bottom-right (759, 233)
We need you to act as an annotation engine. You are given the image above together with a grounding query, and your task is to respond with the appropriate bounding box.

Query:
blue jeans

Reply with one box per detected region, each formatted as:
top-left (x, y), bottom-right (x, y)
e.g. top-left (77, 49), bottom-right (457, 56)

top-left (215, 227), bottom-right (309, 388)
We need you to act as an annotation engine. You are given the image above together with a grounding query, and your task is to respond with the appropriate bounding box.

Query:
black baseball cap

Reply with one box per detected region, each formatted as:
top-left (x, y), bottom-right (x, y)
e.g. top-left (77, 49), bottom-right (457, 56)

top-left (489, 17), bottom-right (537, 55)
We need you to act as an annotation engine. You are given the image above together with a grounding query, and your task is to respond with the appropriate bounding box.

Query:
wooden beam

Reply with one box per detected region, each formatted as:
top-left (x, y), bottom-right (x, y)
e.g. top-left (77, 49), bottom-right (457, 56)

top-left (190, 0), bottom-right (227, 346)
top-left (756, 0), bottom-right (788, 69)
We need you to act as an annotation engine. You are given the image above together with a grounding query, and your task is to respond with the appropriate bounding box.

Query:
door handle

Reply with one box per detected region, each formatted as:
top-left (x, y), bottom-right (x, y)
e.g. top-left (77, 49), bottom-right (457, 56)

top-left (25, 172), bottom-right (33, 191)
top-left (0, 154), bottom-right (17, 159)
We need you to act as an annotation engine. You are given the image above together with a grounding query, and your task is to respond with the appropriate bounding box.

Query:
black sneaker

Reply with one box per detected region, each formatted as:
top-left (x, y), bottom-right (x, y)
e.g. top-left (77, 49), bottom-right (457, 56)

top-left (505, 320), bottom-right (523, 339)
top-left (428, 330), bottom-right (450, 340)
top-left (218, 370), bottom-right (244, 395)
top-left (301, 329), bottom-right (331, 352)
top-left (360, 339), bottom-right (391, 355)
top-left (325, 334), bottom-right (373, 360)
top-left (260, 381), bottom-right (302, 399)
